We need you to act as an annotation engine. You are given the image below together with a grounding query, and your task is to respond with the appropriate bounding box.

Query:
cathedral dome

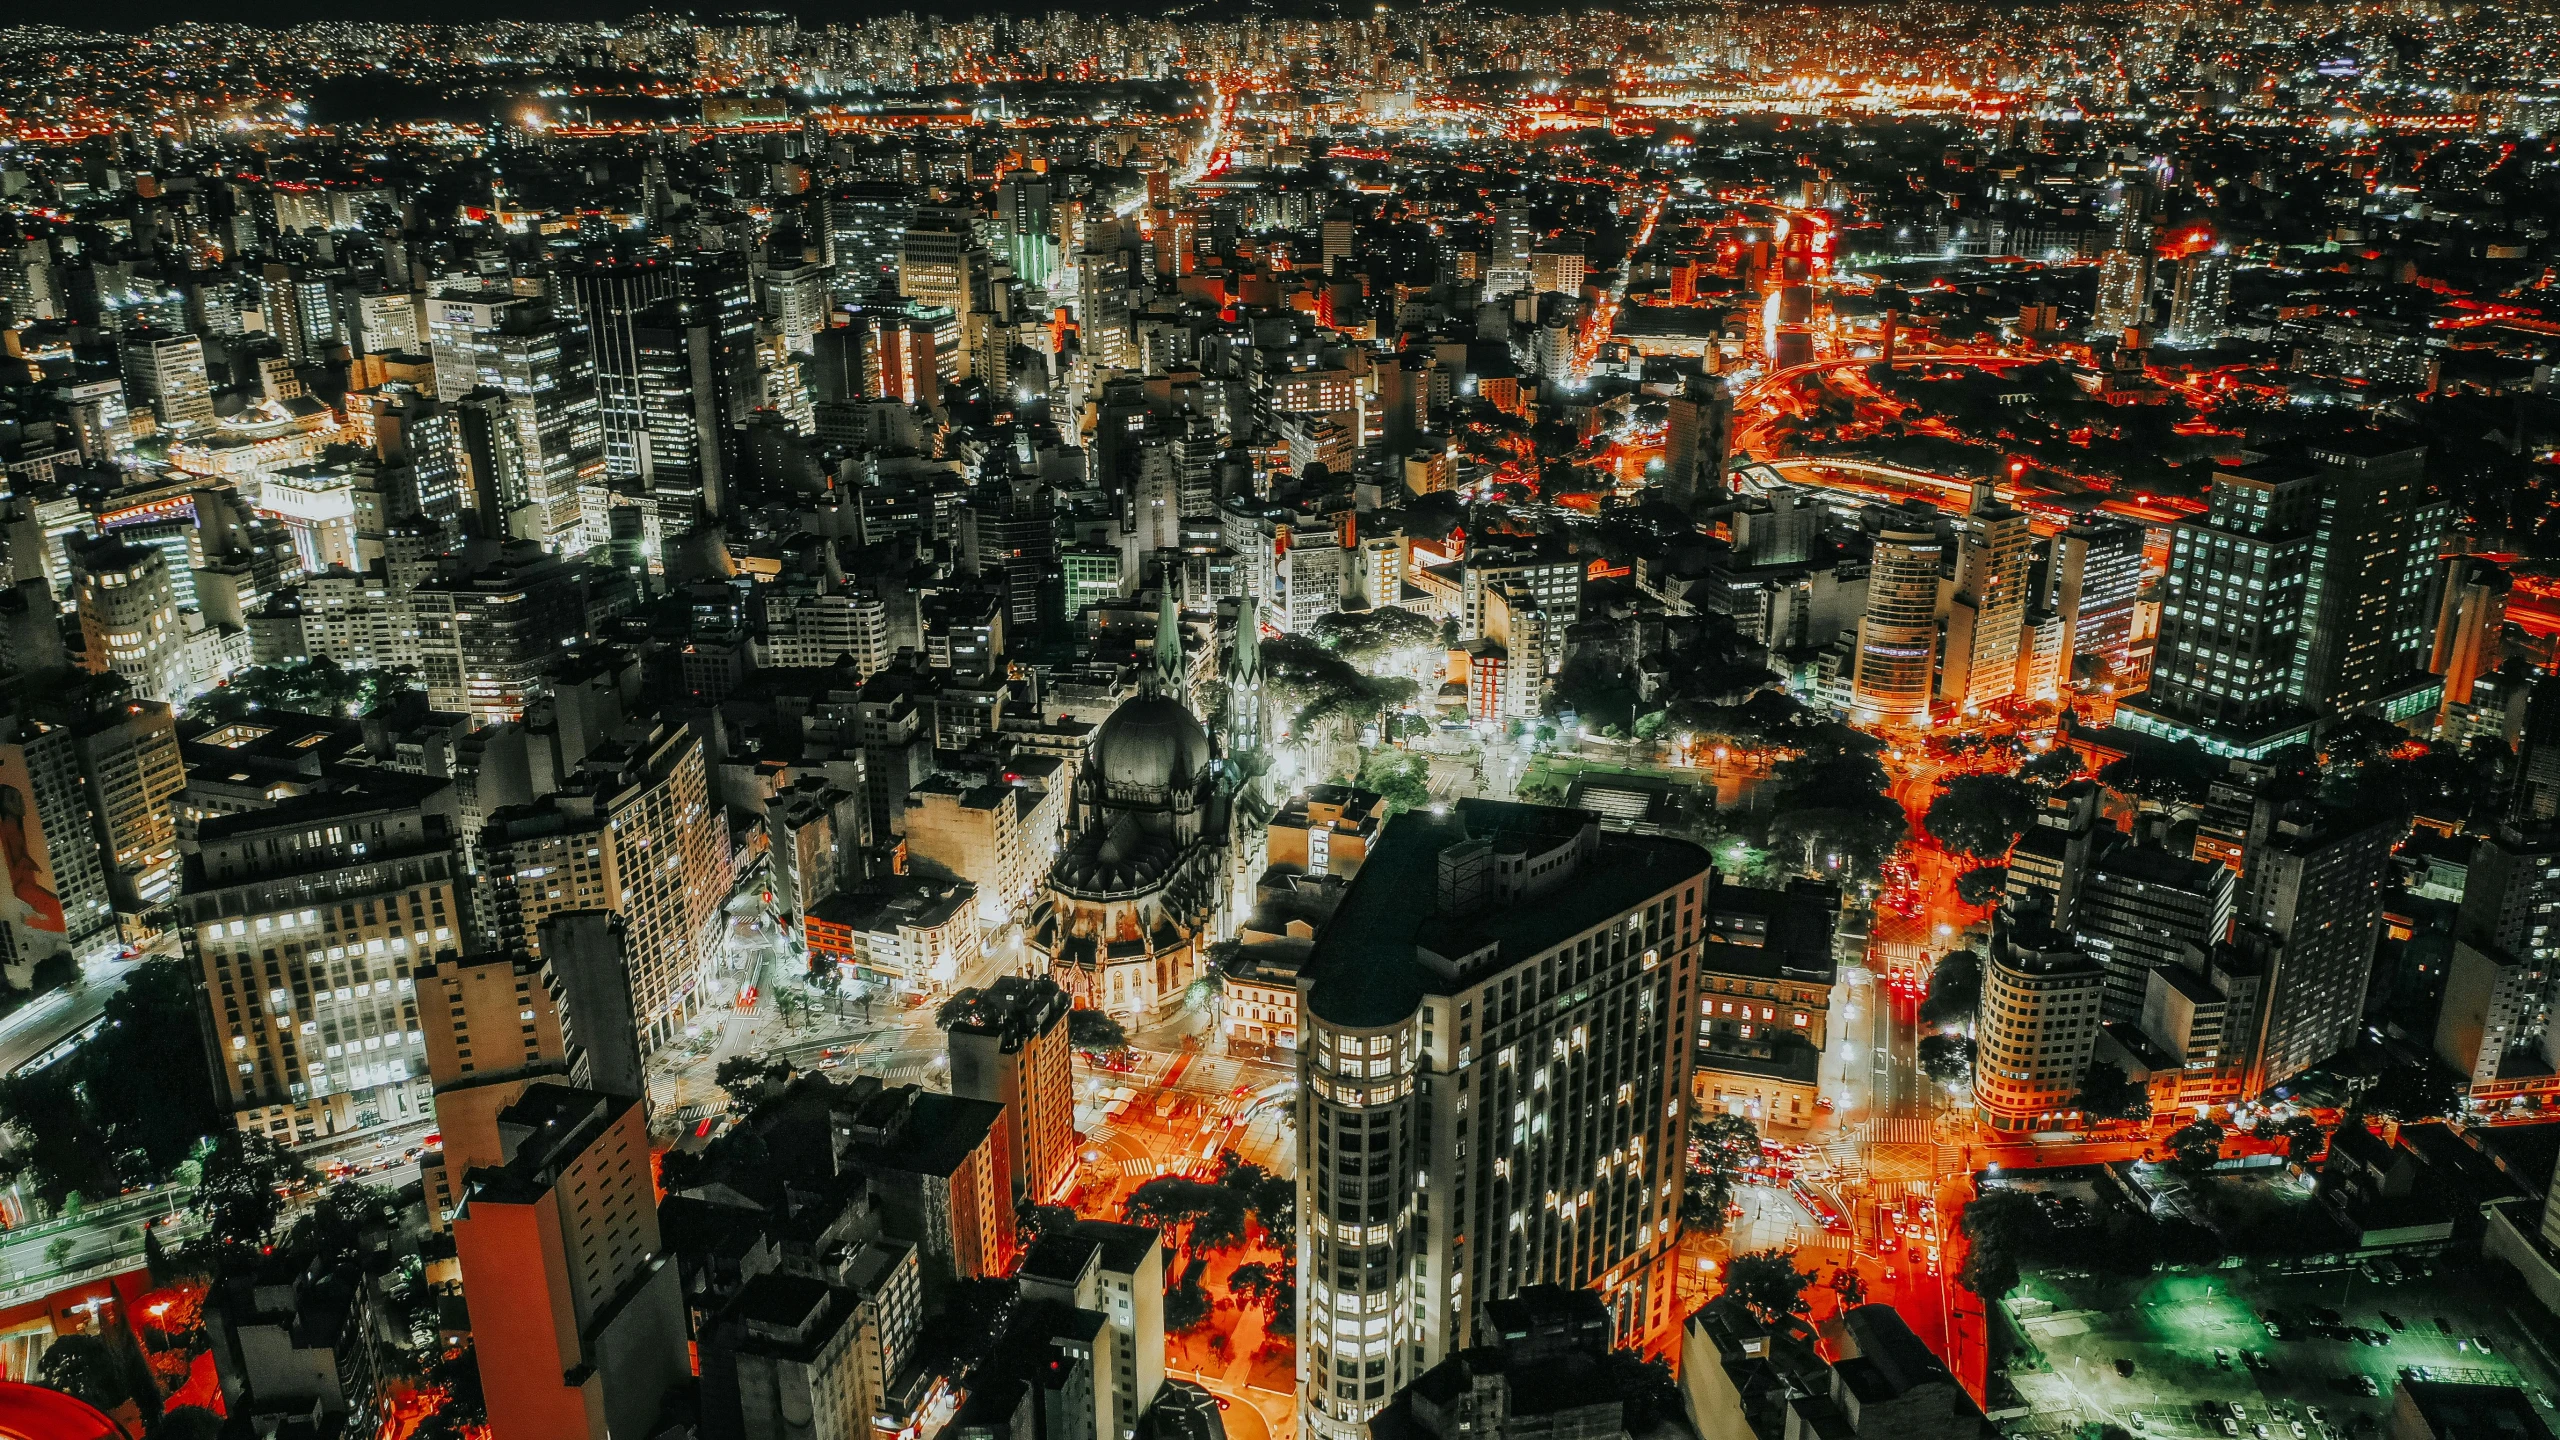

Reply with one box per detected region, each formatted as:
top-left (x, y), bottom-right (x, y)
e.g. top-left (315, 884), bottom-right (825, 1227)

top-left (1092, 694), bottom-right (1212, 797)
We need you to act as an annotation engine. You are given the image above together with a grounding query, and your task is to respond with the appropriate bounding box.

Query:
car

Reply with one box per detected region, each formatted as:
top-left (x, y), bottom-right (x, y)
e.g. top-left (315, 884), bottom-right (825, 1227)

top-left (2381, 1313), bottom-right (2405, 1331)
top-left (2293, 1425), bottom-right (2307, 1438)
top-left (1884, 1268), bottom-right (1899, 1283)
top-left (1213, 1397), bottom-right (1230, 1411)
top-left (2477, 1337), bottom-right (2497, 1354)
top-left (817, 1055), bottom-right (845, 1069)
top-left (2215, 1348), bottom-right (2230, 1366)
top-left (2245, 1353), bottom-right (2270, 1372)
top-left (2256, 1425), bottom-right (2271, 1438)
top-left (2220, 1422), bottom-right (2240, 1437)
top-left (2309, 1408), bottom-right (2328, 1424)
top-left (2436, 1319), bottom-right (2455, 1335)
top-left (2232, 1404), bottom-right (2248, 1420)
top-left (2359, 1377), bottom-right (2381, 1397)
top-left (2117, 1359), bottom-right (2136, 1378)
top-left (2266, 1320), bottom-right (2285, 1337)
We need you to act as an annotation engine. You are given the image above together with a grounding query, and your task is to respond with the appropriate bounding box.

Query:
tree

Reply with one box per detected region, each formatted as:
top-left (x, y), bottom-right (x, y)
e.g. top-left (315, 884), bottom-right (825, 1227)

top-left (1957, 1188), bottom-right (2048, 1300)
top-left (1831, 1266), bottom-right (1868, 1308)
top-left (1918, 949), bottom-right (1982, 1026)
top-left (2019, 746), bottom-right (2081, 788)
top-left (2074, 1062), bottom-right (2152, 1123)
top-left (1068, 1010), bottom-right (1129, 1051)
top-left (35, 1333), bottom-right (128, 1413)
top-left (2165, 1117), bottom-right (2226, 1178)
top-left (1311, 606), bottom-right (1441, 663)
top-left (1918, 1034), bottom-right (1977, 1086)
top-left (2098, 742), bottom-right (2218, 810)
top-left (1123, 1177), bottom-right (1249, 1257)
top-left (1768, 805), bottom-right (1906, 885)
top-left (1164, 1279), bottom-right (1213, 1335)
top-left (936, 988), bottom-right (999, 1029)
top-left (715, 1055), bottom-right (791, 1110)
top-left (1018, 1202), bottom-right (1076, 1250)
top-left (1721, 1249), bottom-right (1812, 1329)
top-left (1359, 749), bottom-right (1434, 814)
top-left (1683, 1112), bottom-right (1760, 1232)
top-left (0, 958), bottom-right (225, 1205)
top-left (195, 1130), bottom-right (307, 1255)
top-left (1954, 865), bottom-right (2009, 908)
top-left (414, 1342), bottom-right (486, 1440)
top-left (2280, 1115), bottom-right (2327, 1166)
top-left (1606, 1349), bottom-right (1681, 1433)
top-left (1227, 1261), bottom-right (1284, 1309)
top-left (1924, 774), bottom-right (2039, 862)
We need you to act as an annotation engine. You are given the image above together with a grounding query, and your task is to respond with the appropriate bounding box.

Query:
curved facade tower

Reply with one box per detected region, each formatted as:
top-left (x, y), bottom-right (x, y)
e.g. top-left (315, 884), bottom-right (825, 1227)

top-left (1294, 800), bottom-right (1708, 1440)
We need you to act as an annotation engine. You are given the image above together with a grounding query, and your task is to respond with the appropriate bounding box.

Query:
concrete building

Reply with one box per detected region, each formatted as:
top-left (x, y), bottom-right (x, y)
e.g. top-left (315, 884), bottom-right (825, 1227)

top-left (180, 774), bottom-right (466, 1145)
top-left (1293, 800), bottom-right (1706, 1439)
top-left (2240, 802), bottom-right (2396, 1094)
top-left (1018, 1219), bottom-right (1168, 1440)
top-left (454, 1085), bottom-right (689, 1440)
top-left (905, 773), bottom-right (1050, 925)
top-left (1850, 519), bottom-right (1944, 728)
top-left (2070, 842), bottom-right (2236, 1024)
top-left (948, 974), bottom-right (1078, 1209)
top-left (1938, 481), bottom-right (2032, 712)
top-left (1974, 902), bottom-right (2107, 1133)
top-left (1693, 873), bottom-right (1838, 1134)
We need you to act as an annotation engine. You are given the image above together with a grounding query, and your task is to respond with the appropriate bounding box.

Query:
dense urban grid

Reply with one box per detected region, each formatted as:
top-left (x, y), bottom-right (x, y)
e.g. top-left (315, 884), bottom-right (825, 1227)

top-left (0, 2), bottom-right (2555, 1440)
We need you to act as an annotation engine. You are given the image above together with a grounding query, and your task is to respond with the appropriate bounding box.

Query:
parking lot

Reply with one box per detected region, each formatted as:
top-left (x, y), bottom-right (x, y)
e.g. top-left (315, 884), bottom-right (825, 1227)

top-left (1999, 1257), bottom-right (2560, 1440)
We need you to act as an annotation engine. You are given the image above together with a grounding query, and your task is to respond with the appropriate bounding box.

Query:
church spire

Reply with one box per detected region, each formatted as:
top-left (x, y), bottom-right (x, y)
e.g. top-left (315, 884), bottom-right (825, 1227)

top-left (1153, 580), bottom-right (1187, 706)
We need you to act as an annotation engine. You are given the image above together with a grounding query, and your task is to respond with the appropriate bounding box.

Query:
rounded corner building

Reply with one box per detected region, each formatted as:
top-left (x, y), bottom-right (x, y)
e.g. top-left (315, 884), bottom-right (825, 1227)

top-left (1294, 799), bottom-right (1710, 1440)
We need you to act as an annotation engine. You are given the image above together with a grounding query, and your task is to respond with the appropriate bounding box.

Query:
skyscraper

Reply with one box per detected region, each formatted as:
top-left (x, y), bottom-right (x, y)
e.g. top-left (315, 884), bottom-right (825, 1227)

top-left (2239, 802), bottom-right (2396, 1093)
top-left (2069, 842), bottom-right (2236, 1023)
top-left (2430, 557), bottom-right (2510, 720)
top-left (2119, 460), bottom-right (2322, 758)
top-left (452, 1085), bottom-right (689, 1440)
top-left (2166, 249), bottom-right (2232, 348)
top-left (119, 327), bottom-right (214, 431)
top-left (2295, 436), bottom-right (2444, 719)
top-left (2089, 249), bottom-right (2151, 337)
top-left (1293, 800), bottom-right (1703, 1438)
top-left (559, 255), bottom-right (680, 485)
top-left (0, 706), bottom-right (116, 969)
top-left (1662, 381), bottom-right (1731, 516)
top-left (1973, 901), bottom-right (2107, 1133)
top-left (179, 775), bottom-right (465, 1146)
top-left (946, 974), bottom-right (1076, 1210)
top-left (1850, 517), bottom-right (1944, 728)
top-left (1939, 479), bottom-right (2032, 711)
top-left (71, 535), bottom-right (189, 704)
top-left (2050, 520), bottom-right (2145, 683)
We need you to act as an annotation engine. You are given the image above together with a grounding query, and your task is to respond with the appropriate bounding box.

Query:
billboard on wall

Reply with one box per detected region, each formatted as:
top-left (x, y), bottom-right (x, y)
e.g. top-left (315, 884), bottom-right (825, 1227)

top-left (0, 742), bottom-right (70, 970)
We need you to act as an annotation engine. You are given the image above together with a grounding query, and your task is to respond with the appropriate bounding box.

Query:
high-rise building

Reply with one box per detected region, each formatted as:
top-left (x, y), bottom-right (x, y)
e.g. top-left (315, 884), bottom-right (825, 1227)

top-left (2069, 841), bottom-right (2235, 1023)
top-left (1973, 902), bottom-right (2107, 1133)
top-left (57, 686), bottom-right (187, 911)
top-left (2089, 249), bottom-right (2151, 337)
top-left (417, 952), bottom-right (579, 1228)
top-left (71, 535), bottom-right (190, 704)
top-left (1939, 480), bottom-right (2032, 711)
top-left (2430, 557), bottom-right (2510, 722)
top-left (453, 1085), bottom-right (689, 1440)
top-left (1292, 800), bottom-right (1705, 1439)
top-left (2432, 828), bottom-right (2560, 1109)
top-left (0, 706), bottom-right (117, 968)
top-left (2119, 460), bottom-right (2322, 758)
top-left (947, 973), bottom-right (1077, 1209)
top-left (2296, 436), bottom-right (2445, 719)
top-left (406, 540), bottom-right (586, 724)
top-left (120, 327), bottom-right (214, 430)
top-left (1662, 382), bottom-right (1731, 516)
top-left (2239, 802), bottom-right (2396, 1093)
top-left (477, 719), bottom-right (727, 1049)
top-left (2050, 520), bottom-right (2145, 683)
top-left (828, 183), bottom-right (916, 306)
top-left (178, 774), bottom-right (465, 1145)
top-left (1850, 517), bottom-right (1944, 728)
top-left (560, 255), bottom-right (681, 485)
top-left (1017, 1220), bottom-right (1166, 1440)
top-left (2166, 249), bottom-right (2232, 348)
